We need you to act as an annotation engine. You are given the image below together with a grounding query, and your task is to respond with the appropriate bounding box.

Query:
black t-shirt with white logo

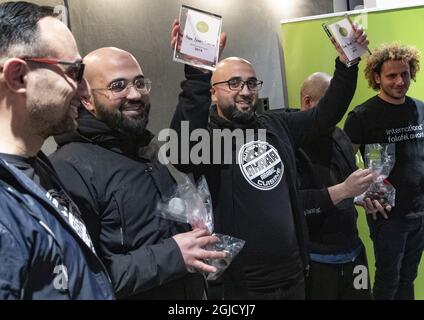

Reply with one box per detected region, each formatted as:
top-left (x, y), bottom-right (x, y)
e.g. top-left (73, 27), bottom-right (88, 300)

top-left (234, 140), bottom-right (302, 291)
top-left (344, 95), bottom-right (424, 218)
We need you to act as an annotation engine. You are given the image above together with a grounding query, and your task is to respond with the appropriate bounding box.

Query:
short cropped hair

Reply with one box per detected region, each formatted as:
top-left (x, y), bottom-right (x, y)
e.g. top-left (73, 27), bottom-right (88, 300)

top-left (364, 42), bottom-right (421, 91)
top-left (0, 1), bottom-right (57, 64)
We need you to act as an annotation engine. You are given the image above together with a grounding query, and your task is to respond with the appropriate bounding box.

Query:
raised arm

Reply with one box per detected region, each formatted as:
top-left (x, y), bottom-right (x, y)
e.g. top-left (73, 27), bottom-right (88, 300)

top-left (277, 25), bottom-right (368, 148)
top-left (282, 57), bottom-right (359, 148)
top-left (170, 19), bottom-right (226, 132)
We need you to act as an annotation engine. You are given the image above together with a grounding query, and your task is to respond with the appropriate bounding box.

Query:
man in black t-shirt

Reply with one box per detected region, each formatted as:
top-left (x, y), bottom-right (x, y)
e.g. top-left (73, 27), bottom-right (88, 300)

top-left (344, 43), bottom-right (424, 300)
top-left (170, 20), bottom-right (369, 300)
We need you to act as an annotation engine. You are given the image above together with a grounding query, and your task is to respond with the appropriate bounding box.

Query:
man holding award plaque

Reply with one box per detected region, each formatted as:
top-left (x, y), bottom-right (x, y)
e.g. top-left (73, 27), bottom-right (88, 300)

top-left (344, 43), bottom-right (424, 300)
top-left (170, 20), bottom-right (369, 299)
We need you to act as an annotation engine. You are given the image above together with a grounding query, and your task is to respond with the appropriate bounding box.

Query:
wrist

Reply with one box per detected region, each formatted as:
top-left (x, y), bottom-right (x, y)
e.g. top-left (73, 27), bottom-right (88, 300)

top-left (329, 183), bottom-right (347, 205)
top-left (340, 181), bottom-right (351, 199)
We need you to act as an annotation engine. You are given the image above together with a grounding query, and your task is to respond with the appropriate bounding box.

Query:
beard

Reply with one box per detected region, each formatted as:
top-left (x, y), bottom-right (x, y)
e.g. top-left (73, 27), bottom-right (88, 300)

top-left (94, 98), bottom-right (150, 137)
top-left (24, 70), bottom-right (78, 139)
top-left (221, 101), bottom-right (256, 124)
top-left (27, 97), bottom-right (76, 139)
top-left (384, 87), bottom-right (408, 100)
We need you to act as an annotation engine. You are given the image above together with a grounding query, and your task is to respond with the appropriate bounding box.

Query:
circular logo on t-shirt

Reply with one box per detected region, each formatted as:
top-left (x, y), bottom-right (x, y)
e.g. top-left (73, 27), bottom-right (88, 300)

top-left (238, 141), bottom-right (284, 191)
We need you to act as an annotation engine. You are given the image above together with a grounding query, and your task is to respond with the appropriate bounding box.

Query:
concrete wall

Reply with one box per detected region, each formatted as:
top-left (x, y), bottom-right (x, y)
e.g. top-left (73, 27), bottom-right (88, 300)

top-left (1, 0), bottom-right (334, 153)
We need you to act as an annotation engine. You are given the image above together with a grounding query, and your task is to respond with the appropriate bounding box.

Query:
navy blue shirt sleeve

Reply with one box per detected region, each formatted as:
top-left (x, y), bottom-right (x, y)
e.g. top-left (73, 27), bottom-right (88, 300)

top-left (0, 222), bottom-right (27, 300)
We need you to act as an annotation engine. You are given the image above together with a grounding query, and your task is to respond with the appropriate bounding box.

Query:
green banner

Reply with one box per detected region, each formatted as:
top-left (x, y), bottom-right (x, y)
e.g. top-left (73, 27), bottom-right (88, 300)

top-left (281, 5), bottom-right (424, 299)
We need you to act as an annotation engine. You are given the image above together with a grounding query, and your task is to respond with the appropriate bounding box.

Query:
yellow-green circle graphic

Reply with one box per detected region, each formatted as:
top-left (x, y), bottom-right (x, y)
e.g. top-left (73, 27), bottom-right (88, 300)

top-left (196, 21), bottom-right (209, 33)
top-left (338, 26), bottom-right (348, 37)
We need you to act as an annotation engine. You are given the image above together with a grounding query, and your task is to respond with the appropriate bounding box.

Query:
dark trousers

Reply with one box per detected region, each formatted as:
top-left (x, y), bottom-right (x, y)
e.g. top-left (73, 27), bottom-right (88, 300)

top-left (247, 276), bottom-right (305, 300)
top-left (367, 215), bottom-right (424, 300)
top-left (306, 247), bottom-right (372, 300)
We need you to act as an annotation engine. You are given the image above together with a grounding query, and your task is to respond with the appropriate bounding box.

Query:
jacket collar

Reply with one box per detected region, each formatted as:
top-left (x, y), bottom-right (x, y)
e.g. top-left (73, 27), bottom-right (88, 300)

top-left (55, 107), bottom-right (155, 158)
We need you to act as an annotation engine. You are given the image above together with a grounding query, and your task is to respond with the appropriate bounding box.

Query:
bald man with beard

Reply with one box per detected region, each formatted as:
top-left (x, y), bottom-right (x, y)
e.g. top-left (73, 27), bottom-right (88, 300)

top-left (170, 21), bottom-right (369, 299)
top-left (292, 72), bottom-right (373, 300)
top-left (50, 47), bottom-right (225, 300)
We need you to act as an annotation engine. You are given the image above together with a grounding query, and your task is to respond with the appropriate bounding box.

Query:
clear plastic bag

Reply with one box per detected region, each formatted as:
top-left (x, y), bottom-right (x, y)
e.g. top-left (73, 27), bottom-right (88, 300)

top-left (204, 233), bottom-right (245, 281)
top-left (158, 174), bottom-right (214, 233)
top-left (157, 168), bottom-right (245, 280)
top-left (354, 143), bottom-right (396, 207)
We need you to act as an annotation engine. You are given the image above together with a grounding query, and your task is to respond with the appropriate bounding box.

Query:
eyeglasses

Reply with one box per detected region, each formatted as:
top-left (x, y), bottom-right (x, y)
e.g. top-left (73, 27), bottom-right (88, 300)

top-left (23, 57), bottom-right (85, 83)
top-left (91, 78), bottom-right (152, 99)
top-left (212, 78), bottom-right (263, 92)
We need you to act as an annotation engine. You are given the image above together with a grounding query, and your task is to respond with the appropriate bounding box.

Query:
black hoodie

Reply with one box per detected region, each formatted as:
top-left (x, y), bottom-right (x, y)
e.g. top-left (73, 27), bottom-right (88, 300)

top-left (50, 108), bottom-right (205, 299)
top-left (170, 58), bottom-right (358, 299)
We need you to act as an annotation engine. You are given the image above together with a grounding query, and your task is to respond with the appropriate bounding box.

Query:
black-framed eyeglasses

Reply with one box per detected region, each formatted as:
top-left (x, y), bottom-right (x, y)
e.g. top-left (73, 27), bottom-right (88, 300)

top-left (91, 77), bottom-right (152, 99)
top-left (212, 78), bottom-right (263, 92)
top-left (22, 57), bottom-right (85, 83)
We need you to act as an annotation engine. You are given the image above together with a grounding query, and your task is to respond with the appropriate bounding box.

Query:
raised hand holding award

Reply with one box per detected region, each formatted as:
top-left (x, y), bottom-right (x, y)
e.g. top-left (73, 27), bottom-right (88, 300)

top-left (323, 14), bottom-right (371, 67)
top-left (173, 5), bottom-right (222, 70)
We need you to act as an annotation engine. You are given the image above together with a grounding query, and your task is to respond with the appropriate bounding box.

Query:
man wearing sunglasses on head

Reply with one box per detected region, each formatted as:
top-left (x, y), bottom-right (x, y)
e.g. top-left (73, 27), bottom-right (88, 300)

top-left (50, 47), bottom-right (226, 300)
top-left (0, 1), bottom-right (114, 299)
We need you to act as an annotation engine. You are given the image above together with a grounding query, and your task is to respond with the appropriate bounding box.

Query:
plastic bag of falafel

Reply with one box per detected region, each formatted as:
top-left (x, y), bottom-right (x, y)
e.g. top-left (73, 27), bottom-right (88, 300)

top-left (355, 143), bottom-right (396, 207)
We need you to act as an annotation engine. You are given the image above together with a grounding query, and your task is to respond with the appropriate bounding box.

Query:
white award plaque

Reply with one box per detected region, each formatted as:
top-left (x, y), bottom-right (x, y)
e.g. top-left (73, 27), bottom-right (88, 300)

top-left (173, 5), bottom-right (222, 71)
top-left (323, 15), bottom-right (371, 67)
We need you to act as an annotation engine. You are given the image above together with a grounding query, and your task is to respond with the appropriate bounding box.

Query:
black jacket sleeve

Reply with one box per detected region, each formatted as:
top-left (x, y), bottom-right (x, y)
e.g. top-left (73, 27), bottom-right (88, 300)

top-left (169, 65), bottom-right (212, 174)
top-left (50, 156), bottom-right (188, 298)
top-left (282, 58), bottom-right (358, 149)
top-left (104, 237), bottom-right (187, 298)
top-left (299, 188), bottom-right (334, 216)
top-left (170, 65), bottom-right (212, 132)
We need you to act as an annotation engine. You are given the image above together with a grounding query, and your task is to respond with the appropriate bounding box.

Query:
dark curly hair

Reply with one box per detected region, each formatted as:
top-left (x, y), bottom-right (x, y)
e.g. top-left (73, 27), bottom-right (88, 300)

top-left (364, 42), bottom-right (421, 91)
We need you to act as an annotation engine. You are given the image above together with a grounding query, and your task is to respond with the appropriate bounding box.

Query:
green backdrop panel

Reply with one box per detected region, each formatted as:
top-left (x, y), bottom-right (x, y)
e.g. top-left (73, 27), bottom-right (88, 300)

top-left (281, 5), bottom-right (424, 299)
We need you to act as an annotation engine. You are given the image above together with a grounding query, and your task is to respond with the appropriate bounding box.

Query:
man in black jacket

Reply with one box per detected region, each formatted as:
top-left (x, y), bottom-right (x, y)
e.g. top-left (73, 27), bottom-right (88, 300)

top-left (169, 22), bottom-right (369, 299)
top-left (295, 72), bottom-right (373, 299)
top-left (50, 47), bottom-right (225, 299)
top-left (0, 1), bottom-right (114, 299)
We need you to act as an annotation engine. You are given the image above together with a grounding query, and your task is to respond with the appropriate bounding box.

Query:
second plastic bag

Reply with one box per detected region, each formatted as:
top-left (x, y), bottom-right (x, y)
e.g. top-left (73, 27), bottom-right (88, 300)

top-left (354, 143), bottom-right (396, 207)
top-left (157, 166), bottom-right (245, 281)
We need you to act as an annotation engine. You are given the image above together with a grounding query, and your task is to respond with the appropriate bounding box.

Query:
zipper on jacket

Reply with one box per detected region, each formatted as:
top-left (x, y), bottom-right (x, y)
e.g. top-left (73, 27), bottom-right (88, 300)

top-left (304, 264), bottom-right (311, 278)
top-left (112, 191), bottom-right (126, 249)
top-left (120, 227), bottom-right (124, 246)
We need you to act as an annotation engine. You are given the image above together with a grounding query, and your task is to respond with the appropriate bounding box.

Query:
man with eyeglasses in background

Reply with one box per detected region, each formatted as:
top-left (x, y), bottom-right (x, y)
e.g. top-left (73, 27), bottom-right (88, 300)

top-left (170, 21), bottom-right (369, 299)
top-left (49, 47), bottom-right (225, 300)
top-left (0, 1), bottom-right (114, 299)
